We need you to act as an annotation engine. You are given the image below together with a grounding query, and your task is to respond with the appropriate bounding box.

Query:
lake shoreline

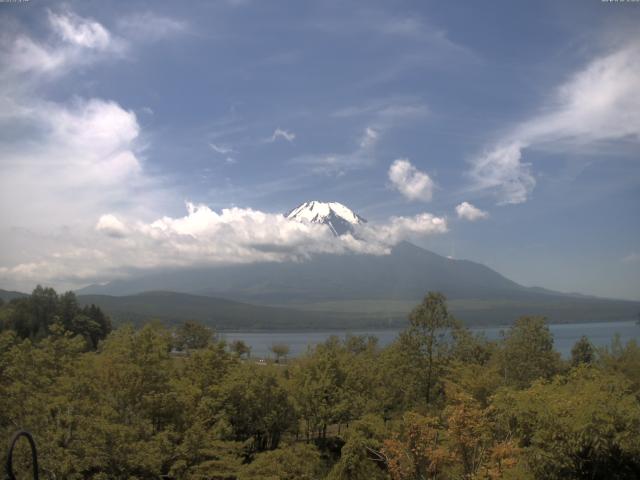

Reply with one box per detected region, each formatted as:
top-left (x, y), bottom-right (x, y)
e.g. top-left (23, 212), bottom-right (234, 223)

top-left (215, 316), bottom-right (638, 334)
top-left (218, 320), bottom-right (640, 359)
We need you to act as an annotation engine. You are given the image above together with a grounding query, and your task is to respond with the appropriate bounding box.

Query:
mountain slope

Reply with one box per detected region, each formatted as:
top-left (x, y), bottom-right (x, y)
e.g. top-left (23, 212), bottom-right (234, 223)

top-left (0, 288), bottom-right (29, 302)
top-left (286, 200), bottom-right (365, 235)
top-left (76, 241), bottom-right (640, 326)
top-left (77, 291), bottom-right (394, 330)
top-left (77, 241), bottom-right (525, 301)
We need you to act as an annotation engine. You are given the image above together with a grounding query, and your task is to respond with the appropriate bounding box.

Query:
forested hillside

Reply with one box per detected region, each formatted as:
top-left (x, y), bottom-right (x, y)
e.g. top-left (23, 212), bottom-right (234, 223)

top-left (1, 290), bottom-right (639, 479)
top-left (76, 291), bottom-right (397, 330)
top-left (76, 242), bottom-right (640, 327)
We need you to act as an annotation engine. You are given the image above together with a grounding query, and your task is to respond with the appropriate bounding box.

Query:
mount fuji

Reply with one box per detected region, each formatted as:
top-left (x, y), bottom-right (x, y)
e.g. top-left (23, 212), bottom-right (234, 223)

top-left (75, 201), bottom-right (640, 328)
top-left (286, 201), bottom-right (366, 236)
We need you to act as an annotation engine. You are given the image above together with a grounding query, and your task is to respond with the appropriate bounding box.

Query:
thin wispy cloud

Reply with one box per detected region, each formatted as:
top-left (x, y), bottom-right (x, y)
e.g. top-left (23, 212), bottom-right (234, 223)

top-left (209, 142), bottom-right (235, 154)
top-left (332, 97), bottom-right (428, 123)
top-left (117, 12), bottom-right (189, 41)
top-left (310, 8), bottom-right (474, 61)
top-left (469, 142), bottom-right (535, 205)
top-left (622, 252), bottom-right (640, 263)
top-left (470, 41), bottom-right (640, 204)
top-left (296, 99), bottom-right (427, 176)
top-left (49, 10), bottom-right (112, 49)
top-left (268, 128), bottom-right (296, 143)
top-left (1, 10), bottom-right (122, 81)
top-left (359, 127), bottom-right (378, 148)
top-left (293, 126), bottom-right (379, 176)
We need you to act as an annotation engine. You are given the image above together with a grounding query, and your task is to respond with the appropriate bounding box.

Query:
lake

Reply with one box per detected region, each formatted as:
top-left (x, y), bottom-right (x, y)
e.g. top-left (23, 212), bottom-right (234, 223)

top-left (220, 320), bottom-right (640, 359)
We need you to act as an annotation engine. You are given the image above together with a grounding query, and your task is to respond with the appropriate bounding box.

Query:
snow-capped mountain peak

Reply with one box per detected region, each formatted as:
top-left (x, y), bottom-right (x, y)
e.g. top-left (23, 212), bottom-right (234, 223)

top-left (286, 201), bottom-right (366, 236)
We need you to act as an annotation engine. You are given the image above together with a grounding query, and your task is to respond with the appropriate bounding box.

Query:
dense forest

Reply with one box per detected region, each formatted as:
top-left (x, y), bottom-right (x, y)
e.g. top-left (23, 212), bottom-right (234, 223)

top-left (1, 288), bottom-right (639, 479)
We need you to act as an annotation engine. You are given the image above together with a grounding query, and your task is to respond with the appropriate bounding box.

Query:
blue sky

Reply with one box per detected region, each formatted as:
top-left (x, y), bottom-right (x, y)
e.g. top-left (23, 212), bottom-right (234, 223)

top-left (0, 0), bottom-right (639, 299)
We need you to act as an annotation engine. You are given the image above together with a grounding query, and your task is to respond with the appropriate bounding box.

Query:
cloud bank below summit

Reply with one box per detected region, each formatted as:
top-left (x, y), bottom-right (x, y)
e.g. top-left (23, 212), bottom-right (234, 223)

top-left (0, 203), bottom-right (447, 291)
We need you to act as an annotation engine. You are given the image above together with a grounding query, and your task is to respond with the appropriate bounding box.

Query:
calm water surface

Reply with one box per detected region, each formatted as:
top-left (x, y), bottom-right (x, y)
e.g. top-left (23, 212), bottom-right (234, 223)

top-left (221, 320), bottom-right (640, 359)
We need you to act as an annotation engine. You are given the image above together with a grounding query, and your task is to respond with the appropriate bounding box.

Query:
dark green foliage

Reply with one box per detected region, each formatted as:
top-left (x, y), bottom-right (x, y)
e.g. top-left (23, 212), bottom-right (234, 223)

top-left (327, 415), bottom-right (388, 480)
top-left (237, 443), bottom-right (324, 480)
top-left (230, 339), bottom-right (251, 358)
top-left (405, 292), bottom-right (457, 404)
top-left (498, 316), bottom-right (561, 388)
top-left (174, 320), bottom-right (214, 351)
top-left (571, 335), bottom-right (595, 366)
top-left (77, 291), bottom-right (402, 330)
top-left (0, 290), bottom-right (638, 479)
top-left (214, 364), bottom-right (296, 451)
top-left (599, 335), bottom-right (640, 392)
top-left (270, 342), bottom-right (290, 363)
top-left (0, 286), bottom-right (111, 349)
top-left (493, 366), bottom-right (640, 479)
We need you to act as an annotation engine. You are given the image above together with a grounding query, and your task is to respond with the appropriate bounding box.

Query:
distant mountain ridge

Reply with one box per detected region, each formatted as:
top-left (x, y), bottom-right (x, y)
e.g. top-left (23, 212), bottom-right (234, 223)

top-left (0, 289), bottom-right (29, 302)
top-left (77, 241), bottom-right (526, 301)
top-left (76, 198), bottom-right (631, 313)
top-left (75, 242), bottom-right (640, 326)
top-left (8, 201), bottom-right (639, 329)
top-left (75, 291), bottom-right (383, 330)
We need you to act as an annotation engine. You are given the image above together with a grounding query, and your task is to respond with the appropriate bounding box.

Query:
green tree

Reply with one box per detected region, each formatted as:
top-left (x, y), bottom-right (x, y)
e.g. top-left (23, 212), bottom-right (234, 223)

top-left (214, 364), bottom-right (296, 451)
top-left (169, 423), bottom-right (243, 480)
top-left (570, 335), bottom-right (595, 366)
top-left (174, 320), bottom-right (214, 351)
top-left (57, 290), bottom-right (79, 330)
top-left (29, 285), bottom-right (59, 338)
top-left (237, 443), bottom-right (323, 480)
top-left (270, 342), bottom-right (290, 363)
top-left (382, 412), bottom-right (450, 480)
top-left (493, 366), bottom-right (640, 479)
top-left (403, 292), bottom-right (456, 404)
top-left (289, 338), bottom-right (352, 440)
top-left (443, 393), bottom-right (520, 479)
top-left (599, 336), bottom-right (640, 393)
top-left (499, 316), bottom-right (560, 388)
top-left (230, 339), bottom-right (251, 359)
top-left (0, 288), bottom-right (110, 349)
top-left (327, 415), bottom-right (388, 480)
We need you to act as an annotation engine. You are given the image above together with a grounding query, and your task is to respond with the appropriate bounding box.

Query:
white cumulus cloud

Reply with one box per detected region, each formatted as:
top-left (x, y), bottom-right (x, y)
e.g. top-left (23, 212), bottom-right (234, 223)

top-left (1, 203), bottom-right (448, 291)
top-left (96, 214), bottom-right (129, 238)
top-left (455, 202), bottom-right (489, 221)
top-left (388, 159), bottom-right (435, 201)
top-left (0, 8), bottom-right (173, 230)
top-left (0, 97), bottom-right (145, 227)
